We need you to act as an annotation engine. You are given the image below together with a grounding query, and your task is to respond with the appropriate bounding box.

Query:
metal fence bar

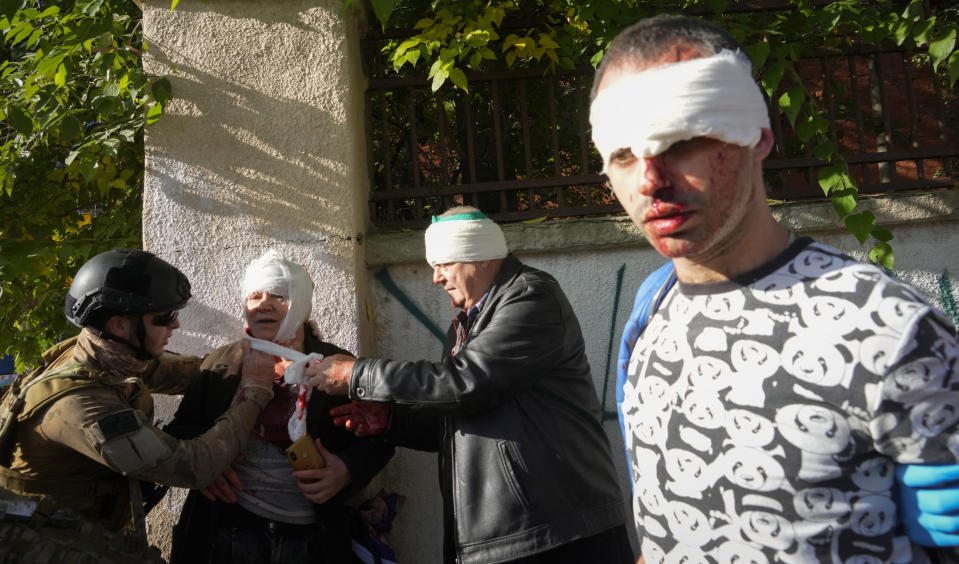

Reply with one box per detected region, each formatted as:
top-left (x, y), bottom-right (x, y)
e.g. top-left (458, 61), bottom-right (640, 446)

top-left (366, 45), bottom-right (957, 229)
top-left (519, 78), bottom-right (535, 211)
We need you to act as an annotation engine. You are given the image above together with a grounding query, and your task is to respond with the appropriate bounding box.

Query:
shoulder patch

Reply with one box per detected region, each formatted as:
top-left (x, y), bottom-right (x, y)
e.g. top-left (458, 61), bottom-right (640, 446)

top-left (96, 409), bottom-right (140, 440)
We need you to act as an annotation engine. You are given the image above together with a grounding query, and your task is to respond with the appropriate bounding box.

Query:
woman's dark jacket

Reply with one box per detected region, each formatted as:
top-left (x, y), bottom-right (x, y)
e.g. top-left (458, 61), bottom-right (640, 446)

top-left (351, 254), bottom-right (627, 564)
top-left (165, 330), bottom-right (394, 564)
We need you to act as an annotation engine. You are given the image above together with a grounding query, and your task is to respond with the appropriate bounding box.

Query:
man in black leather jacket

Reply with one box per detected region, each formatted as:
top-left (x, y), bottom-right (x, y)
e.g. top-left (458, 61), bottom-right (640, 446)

top-left (310, 207), bottom-right (633, 564)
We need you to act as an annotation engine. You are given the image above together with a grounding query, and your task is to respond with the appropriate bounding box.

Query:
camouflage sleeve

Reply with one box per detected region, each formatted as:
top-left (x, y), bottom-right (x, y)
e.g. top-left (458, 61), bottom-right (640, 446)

top-left (38, 385), bottom-right (272, 488)
top-left (138, 353), bottom-right (204, 395)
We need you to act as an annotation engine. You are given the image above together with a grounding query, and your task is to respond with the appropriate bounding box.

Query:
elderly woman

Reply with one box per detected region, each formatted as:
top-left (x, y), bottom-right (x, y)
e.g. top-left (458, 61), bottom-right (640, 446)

top-left (165, 250), bottom-right (393, 564)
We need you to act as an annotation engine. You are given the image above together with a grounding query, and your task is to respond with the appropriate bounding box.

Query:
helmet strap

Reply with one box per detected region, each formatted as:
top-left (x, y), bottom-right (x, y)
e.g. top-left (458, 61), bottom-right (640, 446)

top-left (132, 317), bottom-right (153, 360)
top-left (94, 316), bottom-right (155, 360)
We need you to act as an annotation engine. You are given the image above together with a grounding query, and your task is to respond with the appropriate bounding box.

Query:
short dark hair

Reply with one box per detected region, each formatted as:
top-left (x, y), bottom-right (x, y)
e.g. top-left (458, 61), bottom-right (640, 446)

top-left (438, 205), bottom-right (482, 218)
top-left (590, 14), bottom-right (743, 101)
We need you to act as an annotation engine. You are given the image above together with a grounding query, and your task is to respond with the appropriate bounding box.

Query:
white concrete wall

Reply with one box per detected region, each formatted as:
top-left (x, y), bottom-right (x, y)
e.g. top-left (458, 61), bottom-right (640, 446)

top-left (140, 0), bottom-right (376, 556)
top-left (365, 192), bottom-right (959, 563)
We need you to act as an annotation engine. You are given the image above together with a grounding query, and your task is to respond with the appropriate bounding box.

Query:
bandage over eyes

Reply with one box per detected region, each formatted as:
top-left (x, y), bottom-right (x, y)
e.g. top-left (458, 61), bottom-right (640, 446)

top-left (241, 250), bottom-right (313, 343)
top-left (590, 50), bottom-right (770, 170)
top-left (424, 211), bottom-right (508, 267)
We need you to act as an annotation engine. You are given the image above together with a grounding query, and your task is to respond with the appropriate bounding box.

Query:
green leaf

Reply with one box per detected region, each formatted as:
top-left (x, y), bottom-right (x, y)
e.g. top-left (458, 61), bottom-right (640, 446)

top-left (845, 211), bottom-right (876, 245)
top-left (872, 225), bottom-right (894, 243)
top-left (901, 0), bottom-right (924, 22)
top-left (170, 0), bottom-right (179, 12)
top-left (778, 86), bottom-right (805, 127)
top-left (4, 105), bottom-right (33, 136)
top-left (590, 49), bottom-right (605, 68)
top-left (393, 39), bottom-right (418, 58)
top-left (60, 114), bottom-right (81, 142)
top-left (93, 96), bottom-right (117, 118)
top-left (948, 51), bottom-right (959, 87)
top-left (813, 139), bottom-right (836, 160)
top-left (911, 18), bottom-right (936, 45)
top-left (10, 21), bottom-right (34, 45)
top-left (150, 78), bottom-right (172, 106)
top-left (929, 29), bottom-right (956, 72)
top-left (54, 63), bottom-right (67, 87)
top-left (796, 115), bottom-right (829, 143)
top-left (430, 67), bottom-right (449, 92)
top-left (761, 62), bottom-right (785, 98)
top-left (370, 0), bottom-right (395, 28)
top-left (538, 34), bottom-right (559, 50)
top-left (102, 81), bottom-right (120, 97)
top-left (869, 241), bottom-right (894, 269)
top-left (427, 58), bottom-right (443, 79)
top-left (817, 164), bottom-right (846, 196)
top-left (405, 49), bottom-right (421, 68)
top-left (0, 0), bottom-right (18, 20)
top-left (522, 216), bottom-right (548, 224)
top-left (830, 188), bottom-right (857, 218)
top-left (448, 67), bottom-right (467, 92)
top-left (465, 29), bottom-right (490, 49)
top-left (746, 41), bottom-right (770, 70)
top-left (81, 0), bottom-right (103, 16)
top-left (25, 27), bottom-right (40, 47)
top-left (893, 20), bottom-right (912, 46)
top-left (146, 103), bottom-right (163, 125)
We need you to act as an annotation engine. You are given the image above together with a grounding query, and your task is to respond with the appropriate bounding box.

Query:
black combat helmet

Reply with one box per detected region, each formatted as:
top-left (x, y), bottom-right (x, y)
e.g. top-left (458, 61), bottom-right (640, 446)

top-left (64, 248), bottom-right (192, 329)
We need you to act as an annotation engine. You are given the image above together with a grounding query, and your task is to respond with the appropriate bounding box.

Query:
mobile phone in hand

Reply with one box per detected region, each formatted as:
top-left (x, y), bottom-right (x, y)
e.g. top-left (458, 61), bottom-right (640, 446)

top-left (285, 433), bottom-right (326, 470)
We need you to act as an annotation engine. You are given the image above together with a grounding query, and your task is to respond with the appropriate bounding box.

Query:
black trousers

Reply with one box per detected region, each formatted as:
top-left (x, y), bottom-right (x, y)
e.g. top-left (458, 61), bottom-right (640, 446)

top-left (508, 523), bottom-right (635, 564)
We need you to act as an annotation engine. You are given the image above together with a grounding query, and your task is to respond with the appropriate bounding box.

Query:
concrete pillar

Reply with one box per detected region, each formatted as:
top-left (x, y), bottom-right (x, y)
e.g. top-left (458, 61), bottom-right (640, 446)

top-left (141, 0), bottom-right (374, 556)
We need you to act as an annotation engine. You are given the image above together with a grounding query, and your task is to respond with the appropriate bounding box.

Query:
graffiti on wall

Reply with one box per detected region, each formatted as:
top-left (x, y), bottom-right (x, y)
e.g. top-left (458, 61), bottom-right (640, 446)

top-left (374, 268), bottom-right (446, 342)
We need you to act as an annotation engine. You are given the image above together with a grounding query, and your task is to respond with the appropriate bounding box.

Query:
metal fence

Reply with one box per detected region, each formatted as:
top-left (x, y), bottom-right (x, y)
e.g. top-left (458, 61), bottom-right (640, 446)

top-left (365, 45), bottom-right (957, 229)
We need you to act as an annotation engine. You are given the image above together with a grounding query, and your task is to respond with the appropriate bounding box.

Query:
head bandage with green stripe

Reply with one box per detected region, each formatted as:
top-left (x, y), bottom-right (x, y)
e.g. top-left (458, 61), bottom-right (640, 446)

top-left (590, 50), bottom-right (770, 171)
top-left (424, 211), bottom-right (508, 267)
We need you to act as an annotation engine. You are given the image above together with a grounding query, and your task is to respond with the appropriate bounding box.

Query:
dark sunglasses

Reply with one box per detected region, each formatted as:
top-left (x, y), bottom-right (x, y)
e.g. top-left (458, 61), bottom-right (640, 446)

top-left (150, 310), bottom-right (179, 327)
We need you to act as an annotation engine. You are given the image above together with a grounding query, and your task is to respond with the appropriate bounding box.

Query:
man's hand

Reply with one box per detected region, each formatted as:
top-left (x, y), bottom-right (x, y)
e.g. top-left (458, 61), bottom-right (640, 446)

top-left (240, 341), bottom-right (275, 390)
top-left (330, 401), bottom-right (391, 436)
top-left (306, 354), bottom-right (355, 395)
top-left (293, 437), bottom-right (351, 504)
top-left (200, 456), bottom-right (244, 503)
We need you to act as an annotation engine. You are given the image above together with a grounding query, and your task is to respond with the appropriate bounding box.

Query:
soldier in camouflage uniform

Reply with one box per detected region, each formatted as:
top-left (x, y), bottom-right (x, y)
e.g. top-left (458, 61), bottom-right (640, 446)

top-left (0, 248), bottom-right (276, 562)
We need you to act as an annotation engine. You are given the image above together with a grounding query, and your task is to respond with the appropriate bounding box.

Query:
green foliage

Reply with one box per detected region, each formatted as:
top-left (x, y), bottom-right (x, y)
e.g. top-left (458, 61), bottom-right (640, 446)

top-left (0, 0), bottom-right (168, 370)
top-left (356, 0), bottom-right (959, 269)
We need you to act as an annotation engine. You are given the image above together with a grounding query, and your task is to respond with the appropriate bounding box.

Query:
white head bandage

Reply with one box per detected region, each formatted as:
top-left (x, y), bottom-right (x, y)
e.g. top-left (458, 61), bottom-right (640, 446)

top-left (424, 211), bottom-right (508, 267)
top-left (241, 250), bottom-right (313, 343)
top-left (590, 49), bottom-right (770, 170)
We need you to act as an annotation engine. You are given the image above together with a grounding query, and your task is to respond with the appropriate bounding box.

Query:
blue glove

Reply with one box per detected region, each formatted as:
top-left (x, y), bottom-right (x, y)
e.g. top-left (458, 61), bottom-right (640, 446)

top-left (897, 463), bottom-right (959, 546)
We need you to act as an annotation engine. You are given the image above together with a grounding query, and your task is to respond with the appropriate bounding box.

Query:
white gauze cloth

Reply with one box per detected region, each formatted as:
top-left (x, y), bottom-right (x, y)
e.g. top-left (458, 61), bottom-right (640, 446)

top-left (589, 49), bottom-right (770, 170)
top-left (243, 336), bottom-right (322, 442)
top-left (241, 250), bottom-right (317, 441)
top-left (424, 211), bottom-right (508, 267)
